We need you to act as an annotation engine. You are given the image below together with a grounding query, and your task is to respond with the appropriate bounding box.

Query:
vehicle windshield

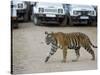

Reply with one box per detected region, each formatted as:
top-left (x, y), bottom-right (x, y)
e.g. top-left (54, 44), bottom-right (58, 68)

top-left (69, 4), bottom-right (94, 10)
top-left (37, 2), bottom-right (63, 8)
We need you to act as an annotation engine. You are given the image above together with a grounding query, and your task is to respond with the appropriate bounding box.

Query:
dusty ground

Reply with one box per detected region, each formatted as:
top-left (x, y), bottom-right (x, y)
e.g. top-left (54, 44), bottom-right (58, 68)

top-left (12, 22), bottom-right (97, 74)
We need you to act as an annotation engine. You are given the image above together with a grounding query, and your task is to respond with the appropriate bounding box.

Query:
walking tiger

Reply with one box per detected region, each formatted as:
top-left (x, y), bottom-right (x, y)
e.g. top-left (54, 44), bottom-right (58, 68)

top-left (44, 31), bottom-right (97, 63)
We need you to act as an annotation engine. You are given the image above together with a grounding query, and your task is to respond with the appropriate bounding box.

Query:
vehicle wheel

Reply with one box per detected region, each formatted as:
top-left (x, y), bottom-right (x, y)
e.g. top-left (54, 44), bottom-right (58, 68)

top-left (33, 16), bottom-right (40, 25)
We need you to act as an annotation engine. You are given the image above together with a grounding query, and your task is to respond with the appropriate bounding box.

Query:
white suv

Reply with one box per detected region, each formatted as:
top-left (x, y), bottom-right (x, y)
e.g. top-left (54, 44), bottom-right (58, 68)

top-left (65, 4), bottom-right (97, 26)
top-left (32, 2), bottom-right (65, 25)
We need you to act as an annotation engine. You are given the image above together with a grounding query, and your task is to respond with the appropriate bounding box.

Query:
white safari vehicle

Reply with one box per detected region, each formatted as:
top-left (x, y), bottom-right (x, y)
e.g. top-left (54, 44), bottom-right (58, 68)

top-left (12, 0), bottom-right (31, 21)
top-left (66, 4), bottom-right (97, 26)
top-left (32, 2), bottom-right (65, 25)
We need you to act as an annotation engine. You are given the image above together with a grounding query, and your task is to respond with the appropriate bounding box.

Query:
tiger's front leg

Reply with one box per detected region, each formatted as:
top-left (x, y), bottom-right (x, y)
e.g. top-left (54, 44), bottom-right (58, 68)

top-left (45, 45), bottom-right (58, 62)
top-left (62, 48), bottom-right (67, 63)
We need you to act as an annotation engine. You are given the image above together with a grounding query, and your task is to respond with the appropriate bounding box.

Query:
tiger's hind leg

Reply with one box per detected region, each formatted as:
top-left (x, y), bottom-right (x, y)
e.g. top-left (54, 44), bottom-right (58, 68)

top-left (72, 47), bottom-right (80, 62)
top-left (84, 45), bottom-right (95, 60)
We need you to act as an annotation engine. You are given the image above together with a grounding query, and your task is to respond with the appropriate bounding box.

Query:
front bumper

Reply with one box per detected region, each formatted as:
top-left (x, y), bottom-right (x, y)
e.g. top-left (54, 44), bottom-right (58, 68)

top-left (70, 16), bottom-right (96, 24)
top-left (34, 14), bottom-right (65, 24)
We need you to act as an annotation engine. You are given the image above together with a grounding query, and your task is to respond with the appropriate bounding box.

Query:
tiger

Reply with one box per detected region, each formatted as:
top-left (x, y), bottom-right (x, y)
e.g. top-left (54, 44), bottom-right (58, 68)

top-left (44, 31), bottom-right (97, 63)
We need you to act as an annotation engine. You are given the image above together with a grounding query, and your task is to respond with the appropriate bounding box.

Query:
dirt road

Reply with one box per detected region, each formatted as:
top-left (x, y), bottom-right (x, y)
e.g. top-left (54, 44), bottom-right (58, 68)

top-left (12, 22), bottom-right (97, 74)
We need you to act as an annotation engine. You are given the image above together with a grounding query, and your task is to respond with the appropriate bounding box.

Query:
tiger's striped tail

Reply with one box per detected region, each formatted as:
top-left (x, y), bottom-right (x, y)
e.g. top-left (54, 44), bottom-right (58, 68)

top-left (89, 40), bottom-right (97, 48)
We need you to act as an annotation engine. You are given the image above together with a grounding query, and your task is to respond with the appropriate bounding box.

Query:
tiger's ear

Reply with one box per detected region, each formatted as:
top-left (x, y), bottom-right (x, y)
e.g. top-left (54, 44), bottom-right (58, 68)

top-left (45, 31), bottom-right (48, 35)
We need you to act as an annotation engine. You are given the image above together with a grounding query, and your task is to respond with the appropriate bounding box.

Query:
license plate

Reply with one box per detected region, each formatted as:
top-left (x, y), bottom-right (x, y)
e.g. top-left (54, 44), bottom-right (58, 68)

top-left (80, 16), bottom-right (89, 19)
top-left (46, 14), bottom-right (56, 17)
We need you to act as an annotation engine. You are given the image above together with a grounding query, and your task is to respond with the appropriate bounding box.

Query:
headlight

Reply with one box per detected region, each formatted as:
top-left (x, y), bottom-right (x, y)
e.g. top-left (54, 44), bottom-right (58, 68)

top-left (39, 8), bottom-right (44, 13)
top-left (18, 3), bottom-right (23, 8)
top-left (58, 9), bottom-right (63, 13)
top-left (73, 11), bottom-right (81, 16)
top-left (88, 11), bottom-right (96, 16)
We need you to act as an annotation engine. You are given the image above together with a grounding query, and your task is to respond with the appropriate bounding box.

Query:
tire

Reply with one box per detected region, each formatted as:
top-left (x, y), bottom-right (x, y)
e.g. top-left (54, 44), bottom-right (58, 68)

top-left (33, 16), bottom-right (40, 25)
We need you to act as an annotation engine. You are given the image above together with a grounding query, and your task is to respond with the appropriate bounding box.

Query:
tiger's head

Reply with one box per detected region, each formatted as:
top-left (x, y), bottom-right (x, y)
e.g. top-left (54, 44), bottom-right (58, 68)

top-left (45, 31), bottom-right (55, 45)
